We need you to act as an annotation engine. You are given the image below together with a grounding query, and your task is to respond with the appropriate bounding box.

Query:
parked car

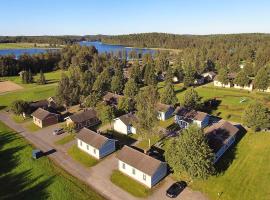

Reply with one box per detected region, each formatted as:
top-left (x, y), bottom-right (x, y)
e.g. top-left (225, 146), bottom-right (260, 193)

top-left (166, 181), bottom-right (187, 198)
top-left (32, 149), bottom-right (43, 159)
top-left (53, 128), bottom-right (64, 135)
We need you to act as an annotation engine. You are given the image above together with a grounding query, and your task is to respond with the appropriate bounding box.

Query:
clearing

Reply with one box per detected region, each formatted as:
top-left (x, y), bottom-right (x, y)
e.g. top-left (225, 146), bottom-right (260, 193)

top-left (0, 81), bottom-right (23, 94)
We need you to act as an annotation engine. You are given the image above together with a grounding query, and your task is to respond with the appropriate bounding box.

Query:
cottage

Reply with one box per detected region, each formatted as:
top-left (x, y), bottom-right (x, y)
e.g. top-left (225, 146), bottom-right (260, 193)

top-left (117, 145), bottom-right (167, 188)
top-left (174, 107), bottom-right (209, 129)
top-left (76, 128), bottom-right (116, 159)
top-left (156, 103), bottom-right (174, 121)
top-left (113, 113), bottom-right (137, 135)
top-left (31, 108), bottom-right (59, 128)
top-left (30, 97), bottom-right (57, 112)
top-left (204, 120), bottom-right (239, 163)
top-left (213, 73), bottom-right (236, 88)
top-left (233, 82), bottom-right (254, 91)
top-left (201, 71), bottom-right (216, 81)
top-left (103, 92), bottom-right (124, 106)
top-left (66, 109), bottom-right (99, 130)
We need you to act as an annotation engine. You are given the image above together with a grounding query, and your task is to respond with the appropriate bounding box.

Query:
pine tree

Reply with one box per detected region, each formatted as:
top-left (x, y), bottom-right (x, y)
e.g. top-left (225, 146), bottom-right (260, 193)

top-left (183, 67), bottom-right (195, 87)
top-left (217, 68), bottom-right (229, 85)
top-left (130, 61), bottom-right (142, 84)
top-left (160, 82), bottom-right (178, 105)
top-left (183, 88), bottom-right (201, 109)
top-left (254, 68), bottom-right (269, 91)
top-left (165, 125), bottom-right (215, 179)
top-left (96, 103), bottom-right (115, 128)
top-left (111, 75), bottom-right (123, 94)
top-left (234, 71), bottom-right (249, 87)
top-left (242, 102), bottom-right (270, 131)
top-left (37, 70), bottom-right (46, 85)
top-left (117, 97), bottom-right (135, 113)
top-left (123, 79), bottom-right (139, 99)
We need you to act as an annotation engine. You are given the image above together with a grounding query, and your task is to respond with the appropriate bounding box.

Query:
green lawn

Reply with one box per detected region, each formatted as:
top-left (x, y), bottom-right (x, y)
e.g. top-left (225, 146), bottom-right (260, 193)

top-left (25, 122), bottom-right (41, 132)
top-left (68, 145), bottom-right (98, 167)
top-left (12, 114), bottom-right (30, 123)
top-left (0, 42), bottom-right (52, 49)
top-left (55, 134), bottom-right (75, 145)
top-left (191, 132), bottom-right (270, 200)
top-left (136, 134), bottom-right (161, 150)
top-left (0, 121), bottom-right (104, 200)
top-left (0, 71), bottom-right (64, 110)
top-left (110, 170), bottom-right (151, 198)
top-left (161, 82), bottom-right (270, 123)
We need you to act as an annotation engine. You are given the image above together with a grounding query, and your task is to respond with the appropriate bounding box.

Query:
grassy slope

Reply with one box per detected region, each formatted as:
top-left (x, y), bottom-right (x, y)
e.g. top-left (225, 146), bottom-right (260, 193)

top-left (0, 121), bottom-right (104, 200)
top-left (110, 170), bottom-right (151, 198)
top-left (192, 132), bottom-right (270, 200)
top-left (0, 71), bottom-right (64, 109)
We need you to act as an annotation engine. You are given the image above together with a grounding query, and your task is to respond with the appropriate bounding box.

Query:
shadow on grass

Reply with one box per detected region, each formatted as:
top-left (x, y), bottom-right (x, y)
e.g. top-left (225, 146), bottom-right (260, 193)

top-left (0, 131), bottom-right (53, 200)
top-left (0, 105), bottom-right (7, 110)
top-left (104, 130), bottom-right (137, 149)
top-left (215, 125), bottom-right (247, 174)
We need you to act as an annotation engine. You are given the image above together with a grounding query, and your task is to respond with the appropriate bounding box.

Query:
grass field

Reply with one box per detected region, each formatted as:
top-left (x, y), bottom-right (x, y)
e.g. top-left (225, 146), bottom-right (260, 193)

top-left (12, 114), bottom-right (30, 123)
top-left (0, 43), bottom-right (57, 49)
top-left (55, 134), bottom-right (75, 145)
top-left (191, 132), bottom-right (270, 200)
top-left (110, 170), bottom-right (151, 198)
top-left (0, 70), bottom-right (64, 109)
top-left (68, 145), bottom-right (98, 167)
top-left (25, 122), bottom-right (41, 132)
top-left (0, 121), bottom-right (104, 200)
top-left (161, 82), bottom-right (270, 123)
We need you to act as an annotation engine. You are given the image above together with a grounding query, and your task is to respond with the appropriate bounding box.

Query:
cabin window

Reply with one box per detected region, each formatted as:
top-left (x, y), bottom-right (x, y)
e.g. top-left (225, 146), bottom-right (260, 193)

top-left (143, 174), bottom-right (146, 181)
top-left (87, 145), bottom-right (89, 150)
top-left (80, 141), bottom-right (82, 146)
top-left (132, 168), bottom-right (136, 175)
top-left (122, 163), bottom-right (125, 169)
top-left (93, 149), bottom-right (96, 154)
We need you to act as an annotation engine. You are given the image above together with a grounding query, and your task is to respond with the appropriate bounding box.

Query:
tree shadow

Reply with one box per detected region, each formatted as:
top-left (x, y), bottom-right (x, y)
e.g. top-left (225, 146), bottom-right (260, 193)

top-left (0, 105), bottom-right (7, 110)
top-left (0, 132), bottom-right (54, 199)
top-left (201, 98), bottom-right (222, 114)
top-left (214, 125), bottom-right (247, 174)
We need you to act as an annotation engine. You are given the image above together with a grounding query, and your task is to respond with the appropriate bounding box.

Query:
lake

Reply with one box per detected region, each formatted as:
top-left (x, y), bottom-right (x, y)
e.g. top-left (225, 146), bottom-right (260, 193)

top-left (0, 41), bottom-right (155, 58)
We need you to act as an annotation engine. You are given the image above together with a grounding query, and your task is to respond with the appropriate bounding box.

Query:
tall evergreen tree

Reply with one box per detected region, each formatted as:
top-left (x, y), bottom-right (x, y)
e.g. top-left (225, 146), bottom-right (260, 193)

top-left (183, 88), bottom-right (201, 109)
top-left (37, 70), bottom-right (46, 85)
top-left (217, 68), bottom-right (229, 85)
top-left (111, 75), bottom-right (124, 94)
top-left (165, 125), bottom-right (215, 179)
top-left (183, 67), bottom-right (195, 87)
top-left (254, 68), bottom-right (269, 91)
top-left (160, 82), bottom-right (178, 105)
top-left (123, 79), bottom-right (139, 99)
top-left (234, 71), bottom-right (249, 87)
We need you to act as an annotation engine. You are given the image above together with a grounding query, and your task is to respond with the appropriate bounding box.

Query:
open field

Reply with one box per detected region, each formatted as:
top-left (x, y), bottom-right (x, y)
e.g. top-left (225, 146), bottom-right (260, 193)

top-left (0, 81), bottom-right (23, 93)
top-left (0, 43), bottom-right (58, 49)
top-left (0, 70), bottom-right (64, 109)
top-left (110, 170), bottom-right (151, 198)
top-left (0, 121), bottom-right (104, 200)
top-left (191, 131), bottom-right (270, 200)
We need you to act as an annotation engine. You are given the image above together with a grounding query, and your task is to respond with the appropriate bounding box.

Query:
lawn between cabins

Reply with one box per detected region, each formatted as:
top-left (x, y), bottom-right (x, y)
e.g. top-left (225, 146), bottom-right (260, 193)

top-left (68, 145), bottom-right (98, 167)
top-left (0, 121), bottom-right (104, 200)
top-left (55, 134), bottom-right (75, 145)
top-left (110, 170), bottom-right (151, 198)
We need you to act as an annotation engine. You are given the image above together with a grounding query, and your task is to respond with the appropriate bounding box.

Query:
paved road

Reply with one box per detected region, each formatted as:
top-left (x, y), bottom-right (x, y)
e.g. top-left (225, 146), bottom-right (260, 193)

top-left (0, 112), bottom-right (208, 200)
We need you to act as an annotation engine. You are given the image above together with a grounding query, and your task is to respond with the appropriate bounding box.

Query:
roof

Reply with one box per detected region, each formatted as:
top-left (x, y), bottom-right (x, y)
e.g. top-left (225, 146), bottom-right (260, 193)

top-left (31, 108), bottom-right (56, 120)
top-left (76, 128), bottom-right (111, 149)
top-left (117, 146), bottom-right (164, 176)
top-left (174, 107), bottom-right (208, 122)
top-left (30, 99), bottom-right (49, 108)
top-left (202, 71), bottom-right (216, 77)
top-left (204, 120), bottom-right (239, 152)
top-left (68, 109), bottom-right (98, 123)
top-left (117, 113), bottom-right (137, 126)
top-left (156, 103), bottom-right (172, 112)
top-left (103, 92), bottom-right (123, 102)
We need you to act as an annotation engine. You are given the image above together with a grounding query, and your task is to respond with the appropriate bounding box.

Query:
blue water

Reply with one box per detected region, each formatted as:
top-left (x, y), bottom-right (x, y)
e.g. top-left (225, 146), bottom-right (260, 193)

top-left (0, 48), bottom-right (59, 58)
top-left (0, 41), bottom-right (155, 58)
top-left (79, 41), bottom-right (155, 58)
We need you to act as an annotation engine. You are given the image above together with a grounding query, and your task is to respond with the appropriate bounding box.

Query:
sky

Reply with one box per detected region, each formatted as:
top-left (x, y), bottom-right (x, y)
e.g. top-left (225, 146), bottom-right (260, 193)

top-left (0, 0), bottom-right (270, 36)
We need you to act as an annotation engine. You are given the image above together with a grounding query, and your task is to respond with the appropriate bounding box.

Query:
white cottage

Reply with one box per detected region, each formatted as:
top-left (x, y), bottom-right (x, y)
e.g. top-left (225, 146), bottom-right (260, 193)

top-left (117, 146), bottom-right (167, 188)
top-left (204, 120), bottom-right (239, 163)
top-left (174, 107), bottom-right (209, 129)
top-left (76, 128), bottom-right (116, 159)
top-left (156, 103), bottom-right (175, 121)
top-left (113, 113), bottom-right (137, 135)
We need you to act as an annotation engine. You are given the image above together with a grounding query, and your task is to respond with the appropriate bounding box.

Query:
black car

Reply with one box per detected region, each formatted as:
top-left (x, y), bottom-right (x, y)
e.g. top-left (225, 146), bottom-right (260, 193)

top-left (166, 181), bottom-right (187, 198)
